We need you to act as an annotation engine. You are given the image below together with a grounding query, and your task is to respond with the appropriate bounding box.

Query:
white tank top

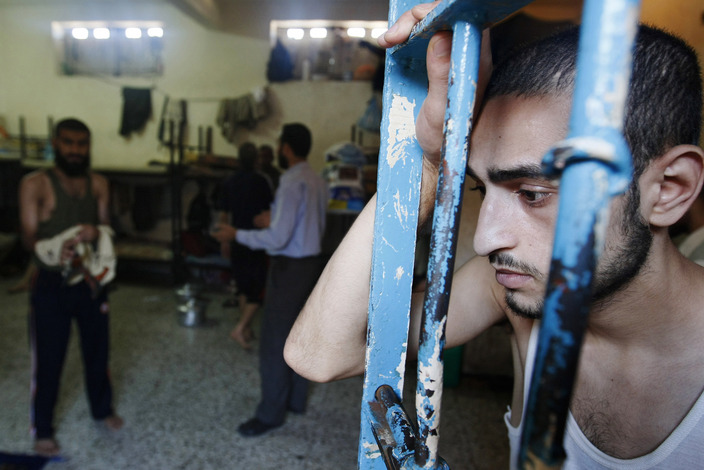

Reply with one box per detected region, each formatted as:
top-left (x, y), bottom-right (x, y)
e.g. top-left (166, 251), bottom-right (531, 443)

top-left (505, 322), bottom-right (704, 469)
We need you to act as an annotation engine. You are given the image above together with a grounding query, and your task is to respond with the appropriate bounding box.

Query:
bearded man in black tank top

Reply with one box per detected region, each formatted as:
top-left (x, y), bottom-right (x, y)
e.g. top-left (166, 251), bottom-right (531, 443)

top-left (19, 118), bottom-right (123, 457)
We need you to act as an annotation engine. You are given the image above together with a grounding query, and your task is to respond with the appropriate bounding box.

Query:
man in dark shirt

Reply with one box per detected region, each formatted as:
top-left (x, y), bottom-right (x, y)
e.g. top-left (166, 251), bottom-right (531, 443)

top-left (256, 144), bottom-right (281, 192)
top-left (218, 142), bottom-right (274, 348)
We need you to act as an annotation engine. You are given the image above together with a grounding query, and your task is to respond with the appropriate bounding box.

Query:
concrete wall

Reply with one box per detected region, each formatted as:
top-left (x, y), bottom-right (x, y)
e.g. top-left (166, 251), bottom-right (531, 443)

top-left (0, 1), bottom-right (379, 172)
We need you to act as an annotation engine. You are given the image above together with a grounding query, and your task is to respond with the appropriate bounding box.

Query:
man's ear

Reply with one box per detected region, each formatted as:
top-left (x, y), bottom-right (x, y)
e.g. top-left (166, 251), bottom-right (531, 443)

top-left (644, 144), bottom-right (704, 228)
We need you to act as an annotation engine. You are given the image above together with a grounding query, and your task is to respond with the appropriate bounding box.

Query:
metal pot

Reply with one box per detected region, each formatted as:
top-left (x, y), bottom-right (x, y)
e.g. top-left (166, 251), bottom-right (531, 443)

top-left (175, 283), bottom-right (203, 303)
top-left (177, 297), bottom-right (209, 327)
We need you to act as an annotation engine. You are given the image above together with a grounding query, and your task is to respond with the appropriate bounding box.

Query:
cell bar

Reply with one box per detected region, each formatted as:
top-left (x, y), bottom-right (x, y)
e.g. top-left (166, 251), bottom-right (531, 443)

top-left (414, 18), bottom-right (480, 469)
top-left (518, 0), bottom-right (641, 468)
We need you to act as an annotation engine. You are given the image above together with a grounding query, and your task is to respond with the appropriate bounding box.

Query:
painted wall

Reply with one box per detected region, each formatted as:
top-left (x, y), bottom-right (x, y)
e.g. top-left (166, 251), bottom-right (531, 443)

top-left (0, 1), bottom-right (378, 172)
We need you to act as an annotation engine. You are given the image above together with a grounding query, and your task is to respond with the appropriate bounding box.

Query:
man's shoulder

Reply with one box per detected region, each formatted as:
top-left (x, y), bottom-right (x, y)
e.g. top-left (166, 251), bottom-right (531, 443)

top-left (22, 167), bottom-right (49, 181)
top-left (89, 171), bottom-right (109, 189)
top-left (20, 169), bottom-right (50, 192)
top-left (90, 170), bottom-right (107, 182)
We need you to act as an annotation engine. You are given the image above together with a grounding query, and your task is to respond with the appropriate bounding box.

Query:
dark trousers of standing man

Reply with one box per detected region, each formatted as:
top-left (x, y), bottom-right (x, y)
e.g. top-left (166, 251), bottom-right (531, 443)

top-left (255, 255), bottom-right (323, 426)
top-left (29, 269), bottom-right (114, 440)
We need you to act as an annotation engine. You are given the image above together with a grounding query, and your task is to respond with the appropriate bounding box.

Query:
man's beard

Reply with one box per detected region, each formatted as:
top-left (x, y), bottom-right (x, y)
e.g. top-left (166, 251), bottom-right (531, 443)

top-left (277, 153), bottom-right (289, 170)
top-left (490, 253), bottom-right (544, 319)
top-left (496, 187), bottom-right (652, 320)
top-left (55, 149), bottom-right (90, 177)
top-left (591, 186), bottom-right (652, 301)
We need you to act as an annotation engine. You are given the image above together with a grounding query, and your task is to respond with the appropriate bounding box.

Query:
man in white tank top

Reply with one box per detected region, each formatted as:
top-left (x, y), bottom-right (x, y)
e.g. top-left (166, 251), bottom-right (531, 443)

top-left (285, 2), bottom-right (704, 468)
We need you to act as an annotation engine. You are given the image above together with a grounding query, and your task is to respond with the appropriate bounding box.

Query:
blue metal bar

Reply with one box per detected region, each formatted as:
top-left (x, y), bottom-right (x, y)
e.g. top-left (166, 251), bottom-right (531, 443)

top-left (361, 0), bottom-right (429, 466)
top-left (518, 0), bottom-right (641, 467)
top-left (414, 19), bottom-right (481, 469)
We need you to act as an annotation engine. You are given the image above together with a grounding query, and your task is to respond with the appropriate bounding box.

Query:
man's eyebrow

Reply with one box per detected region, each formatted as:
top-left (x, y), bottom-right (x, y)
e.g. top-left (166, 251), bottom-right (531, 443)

top-left (466, 163), bottom-right (547, 183)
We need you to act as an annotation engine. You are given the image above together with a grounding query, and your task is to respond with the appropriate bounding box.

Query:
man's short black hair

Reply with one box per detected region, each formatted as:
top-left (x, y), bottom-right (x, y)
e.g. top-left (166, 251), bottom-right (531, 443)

top-left (280, 123), bottom-right (312, 159)
top-left (259, 144), bottom-right (274, 163)
top-left (54, 118), bottom-right (91, 138)
top-left (484, 24), bottom-right (702, 179)
top-left (238, 142), bottom-right (258, 171)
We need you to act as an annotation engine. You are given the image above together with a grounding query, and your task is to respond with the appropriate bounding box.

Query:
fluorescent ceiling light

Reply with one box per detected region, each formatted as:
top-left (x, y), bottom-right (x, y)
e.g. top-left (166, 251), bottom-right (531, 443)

top-left (147, 27), bottom-right (163, 38)
top-left (310, 28), bottom-right (327, 39)
top-left (93, 27), bottom-right (110, 39)
top-left (371, 28), bottom-right (386, 39)
top-left (125, 27), bottom-right (142, 39)
top-left (347, 27), bottom-right (366, 38)
top-left (72, 27), bottom-right (89, 40)
top-left (287, 28), bottom-right (304, 40)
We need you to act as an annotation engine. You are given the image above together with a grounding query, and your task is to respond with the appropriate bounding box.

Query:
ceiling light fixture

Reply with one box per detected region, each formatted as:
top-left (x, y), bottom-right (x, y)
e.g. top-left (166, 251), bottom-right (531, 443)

top-left (93, 27), bottom-right (110, 39)
top-left (287, 28), bottom-right (304, 40)
top-left (125, 27), bottom-right (142, 39)
top-left (71, 27), bottom-right (89, 40)
top-left (347, 27), bottom-right (366, 38)
top-left (147, 27), bottom-right (164, 38)
top-left (310, 27), bottom-right (328, 39)
top-left (371, 28), bottom-right (386, 39)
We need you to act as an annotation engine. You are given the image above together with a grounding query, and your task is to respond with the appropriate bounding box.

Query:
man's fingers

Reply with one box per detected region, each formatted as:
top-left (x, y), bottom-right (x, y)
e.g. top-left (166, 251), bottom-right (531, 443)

top-left (377, 0), bottom-right (441, 48)
top-left (416, 31), bottom-right (453, 163)
top-left (426, 31), bottom-right (452, 95)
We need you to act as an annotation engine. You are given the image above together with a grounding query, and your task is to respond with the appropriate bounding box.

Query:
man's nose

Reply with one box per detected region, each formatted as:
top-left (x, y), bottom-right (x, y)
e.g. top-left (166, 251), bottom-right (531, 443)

top-left (67, 143), bottom-right (86, 154)
top-left (472, 195), bottom-right (516, 257)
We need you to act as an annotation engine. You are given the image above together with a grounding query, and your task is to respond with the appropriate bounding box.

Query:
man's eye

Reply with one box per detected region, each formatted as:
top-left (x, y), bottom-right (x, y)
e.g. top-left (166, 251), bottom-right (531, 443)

top-left (519, 189), bottom-right (550, 204)
top-left (468, 185), bottom-right (486, 197)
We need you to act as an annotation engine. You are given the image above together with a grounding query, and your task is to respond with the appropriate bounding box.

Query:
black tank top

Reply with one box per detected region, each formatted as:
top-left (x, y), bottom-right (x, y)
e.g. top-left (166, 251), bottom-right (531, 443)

top-left (36, 169), bottom-right (99, 240)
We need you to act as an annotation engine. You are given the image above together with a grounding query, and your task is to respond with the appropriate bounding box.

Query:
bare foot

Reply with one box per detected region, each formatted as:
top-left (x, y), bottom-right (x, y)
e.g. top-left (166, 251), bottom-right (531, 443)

top-left (243, 328), bottom-right (255, 342)
top-left (103, 414), bottom-right (124, 431)
top-left (34, 438), bottom-right (60, 457)
top-left (230, 328), bottom-right (252, 350)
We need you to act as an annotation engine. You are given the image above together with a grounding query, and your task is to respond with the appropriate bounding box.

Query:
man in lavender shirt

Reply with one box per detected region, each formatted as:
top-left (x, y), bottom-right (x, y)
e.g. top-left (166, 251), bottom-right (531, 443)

top-left (213, 122), bottom-right (328, 436)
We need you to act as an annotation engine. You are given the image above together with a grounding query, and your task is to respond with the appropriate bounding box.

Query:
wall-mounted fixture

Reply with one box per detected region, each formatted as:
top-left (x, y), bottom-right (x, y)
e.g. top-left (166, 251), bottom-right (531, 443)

top-left (52, 21), bottom-right (165, 77)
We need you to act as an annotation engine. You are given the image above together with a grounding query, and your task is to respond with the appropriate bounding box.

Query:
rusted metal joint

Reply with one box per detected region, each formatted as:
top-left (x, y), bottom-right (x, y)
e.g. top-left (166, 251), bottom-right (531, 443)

top-left (541, 135), bottom-right (632, 197)
top-left (368, 385), bottom-right (450, 470)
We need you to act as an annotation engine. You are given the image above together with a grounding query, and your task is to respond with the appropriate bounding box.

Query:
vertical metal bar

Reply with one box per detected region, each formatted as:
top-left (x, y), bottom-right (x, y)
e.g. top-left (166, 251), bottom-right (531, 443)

top-left (360, 0), bottom-right (427, 467)
top-left (19, 116), bottom-right (26, 161)
top-left (173, 119), bottom-right (187, 284)
top-left (519, 0), bottom-right (641, 467)
top-left (414, 19), bottom-right (480, 469)
top-left (206, 126), bottom-right (213, 154)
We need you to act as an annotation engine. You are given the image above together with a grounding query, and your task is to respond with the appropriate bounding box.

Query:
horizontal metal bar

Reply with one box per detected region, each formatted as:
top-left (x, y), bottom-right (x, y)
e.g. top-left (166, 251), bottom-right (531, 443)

top-left (390, 0), bottom-right (533, 58)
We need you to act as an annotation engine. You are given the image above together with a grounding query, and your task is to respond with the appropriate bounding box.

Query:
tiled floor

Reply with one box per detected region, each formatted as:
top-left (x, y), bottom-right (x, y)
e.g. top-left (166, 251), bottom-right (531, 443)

top-left (0, 274), bottom-right (511, 470)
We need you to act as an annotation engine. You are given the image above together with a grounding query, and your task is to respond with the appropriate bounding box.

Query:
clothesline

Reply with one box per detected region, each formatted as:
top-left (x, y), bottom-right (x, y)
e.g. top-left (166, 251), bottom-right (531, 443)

top-left (88, 73), bottom-right (269, 104)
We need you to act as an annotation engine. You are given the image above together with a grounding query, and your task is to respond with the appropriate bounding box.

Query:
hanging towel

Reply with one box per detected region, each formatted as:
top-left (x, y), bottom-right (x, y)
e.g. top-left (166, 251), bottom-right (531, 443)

top-left (119, 87), bottom-right (153, 137)
top-left (216, 88), bottom-right (271, 143)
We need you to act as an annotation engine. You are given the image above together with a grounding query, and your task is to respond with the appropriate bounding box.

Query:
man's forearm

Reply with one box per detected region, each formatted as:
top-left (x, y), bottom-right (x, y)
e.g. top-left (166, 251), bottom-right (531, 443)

top-left (285, 155), bottom-right (441, 382)
top-left (285, 195), bottom-right (377, 382)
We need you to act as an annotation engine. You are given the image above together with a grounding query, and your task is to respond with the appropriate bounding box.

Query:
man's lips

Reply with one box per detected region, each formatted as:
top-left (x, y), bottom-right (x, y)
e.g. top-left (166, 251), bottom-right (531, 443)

top-left (494, 268), bottom-right (532, 290)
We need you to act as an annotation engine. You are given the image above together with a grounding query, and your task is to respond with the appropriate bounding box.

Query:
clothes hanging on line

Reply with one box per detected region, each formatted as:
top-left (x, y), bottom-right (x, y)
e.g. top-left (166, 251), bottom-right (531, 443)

top-left (157, 96), bottom-right (188, 144)
top-left (119, 87), bottom-right (152, 137)
top-left (216, 87), bottom-right (271, 143)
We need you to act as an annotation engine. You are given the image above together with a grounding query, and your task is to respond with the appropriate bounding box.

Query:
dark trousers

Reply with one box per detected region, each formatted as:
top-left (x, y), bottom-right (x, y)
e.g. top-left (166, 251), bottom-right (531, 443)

top-left (255, 255), bottom-right (323, 425)
top-left (29, 269), bottom-right (114, 439)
